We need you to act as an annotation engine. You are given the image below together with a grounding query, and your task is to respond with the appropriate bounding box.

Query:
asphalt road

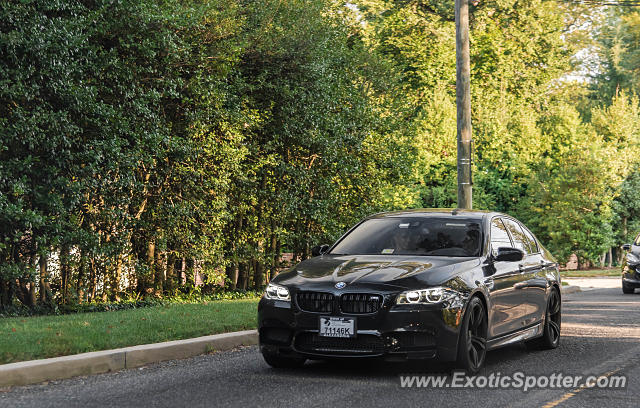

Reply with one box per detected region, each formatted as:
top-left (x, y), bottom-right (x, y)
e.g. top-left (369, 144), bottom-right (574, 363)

top-left (2, 287), bottom-right (639, 408)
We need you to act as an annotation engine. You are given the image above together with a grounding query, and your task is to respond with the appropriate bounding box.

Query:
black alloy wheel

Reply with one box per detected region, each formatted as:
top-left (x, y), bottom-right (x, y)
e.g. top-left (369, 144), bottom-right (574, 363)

top-left (457, 297), bottom-right (488, 374)
top-left (527, 288), bottom-right (561, 350)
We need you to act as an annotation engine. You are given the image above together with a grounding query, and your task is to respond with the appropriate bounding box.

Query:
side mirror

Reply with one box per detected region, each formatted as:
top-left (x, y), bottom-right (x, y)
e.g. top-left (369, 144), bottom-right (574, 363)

top-left (495, 247), bottom-right (525, 262)
top-left (622, 243), bottom-right (632, 251)
top-left (311, 244), bottom-right (330, 257)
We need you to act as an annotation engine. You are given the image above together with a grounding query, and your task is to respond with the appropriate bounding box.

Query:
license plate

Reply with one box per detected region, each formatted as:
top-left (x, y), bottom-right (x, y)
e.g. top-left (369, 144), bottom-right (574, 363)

top-left (319, 316), bottom-right (356, 338)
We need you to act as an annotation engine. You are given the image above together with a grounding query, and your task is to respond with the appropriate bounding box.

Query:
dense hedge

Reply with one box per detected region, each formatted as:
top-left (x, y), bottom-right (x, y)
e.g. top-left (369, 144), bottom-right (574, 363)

top-left (0, 290), bottom-right (262, 318)
top-left (1, 0), bottom-right (639, 311)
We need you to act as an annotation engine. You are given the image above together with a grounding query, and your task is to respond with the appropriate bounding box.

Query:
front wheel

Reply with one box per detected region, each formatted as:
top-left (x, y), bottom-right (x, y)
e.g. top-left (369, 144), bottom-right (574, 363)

top-left (261, 350), bottom-right (306, 369)
top-left (622, 281), bottom-right (635, 294)
top-left (526, 288), bottom-right (561, 350)
top-left (456, 297), bottom-right (488, 374)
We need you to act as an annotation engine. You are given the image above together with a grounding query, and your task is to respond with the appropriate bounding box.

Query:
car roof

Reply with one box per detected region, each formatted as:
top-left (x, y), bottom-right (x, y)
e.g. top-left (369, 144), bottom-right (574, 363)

top-left (367, 208), bottom-right (498, 220)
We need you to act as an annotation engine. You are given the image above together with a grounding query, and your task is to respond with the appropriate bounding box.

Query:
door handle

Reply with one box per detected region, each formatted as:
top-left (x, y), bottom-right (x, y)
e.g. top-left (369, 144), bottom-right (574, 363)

top-left (486, 279), bottom-right (494, 290)
top-left (477, 278), bottom-right (494, 290)
top-left (514, 282), bottom-right (527, 290)
top-left (518, 264), bottom-right (525, 273)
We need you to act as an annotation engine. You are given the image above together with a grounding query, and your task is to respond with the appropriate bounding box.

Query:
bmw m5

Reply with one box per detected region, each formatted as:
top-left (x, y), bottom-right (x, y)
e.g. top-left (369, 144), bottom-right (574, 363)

top-left (258, 209), bottom-right (561, 373)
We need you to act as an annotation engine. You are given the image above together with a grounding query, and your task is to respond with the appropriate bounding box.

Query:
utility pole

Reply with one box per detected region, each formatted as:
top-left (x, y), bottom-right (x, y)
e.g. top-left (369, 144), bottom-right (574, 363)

top-left (455, 0), bottom-right (472, 209)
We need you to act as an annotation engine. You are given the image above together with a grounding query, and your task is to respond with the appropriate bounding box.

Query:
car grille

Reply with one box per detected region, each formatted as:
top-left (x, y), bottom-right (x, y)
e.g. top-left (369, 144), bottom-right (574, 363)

top-left (294, 333), bottom-right (385, 354)
top-left (296, 292), bottom-right (335, 313)
top-left (340, 293), bottom-right (383, 314)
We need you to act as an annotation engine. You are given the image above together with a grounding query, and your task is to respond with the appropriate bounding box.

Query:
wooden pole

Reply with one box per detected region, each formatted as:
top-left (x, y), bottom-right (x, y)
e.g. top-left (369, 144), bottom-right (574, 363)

top-left (456, 0), bottom-right (473, 209)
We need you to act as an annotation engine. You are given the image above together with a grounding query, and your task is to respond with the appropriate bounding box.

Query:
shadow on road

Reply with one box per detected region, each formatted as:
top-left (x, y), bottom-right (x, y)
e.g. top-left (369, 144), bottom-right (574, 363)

top-left (263, 343), bottom-right (529, 379)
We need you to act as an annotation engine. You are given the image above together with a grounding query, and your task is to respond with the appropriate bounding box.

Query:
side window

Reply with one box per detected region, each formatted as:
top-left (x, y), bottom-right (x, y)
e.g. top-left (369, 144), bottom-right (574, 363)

top-left (502, 218), bottom-right (528, 254)
top-left (519, 224), bottom-right (539, 254)
top-left (490, 218), bottom-right (512, 255)
top-left (635, 235), bottom-right (640, 246)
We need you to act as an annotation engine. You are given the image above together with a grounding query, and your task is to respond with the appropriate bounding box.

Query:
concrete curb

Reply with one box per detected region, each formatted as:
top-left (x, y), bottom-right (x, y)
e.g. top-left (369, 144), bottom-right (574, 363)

top-left (561, 285), bottom-right (581, 295)
top-left (0, 329), bottom-right (258, 388)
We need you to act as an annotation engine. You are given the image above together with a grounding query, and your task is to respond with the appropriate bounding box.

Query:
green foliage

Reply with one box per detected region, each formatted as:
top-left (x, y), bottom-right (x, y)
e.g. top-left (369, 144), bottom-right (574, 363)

top-left (0, 0), bottom-right (406, 307)
top-left (1, 0), bottom-right (640, 310)
top-left (613, 171), bottom-right (640, 244)
top-left (0, 290), bottom-right (261, 318)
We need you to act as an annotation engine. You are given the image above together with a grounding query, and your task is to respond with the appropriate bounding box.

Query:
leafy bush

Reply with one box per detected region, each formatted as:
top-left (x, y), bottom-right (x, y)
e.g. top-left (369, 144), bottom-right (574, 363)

top-left (0, 290), bottom-right (261, 318)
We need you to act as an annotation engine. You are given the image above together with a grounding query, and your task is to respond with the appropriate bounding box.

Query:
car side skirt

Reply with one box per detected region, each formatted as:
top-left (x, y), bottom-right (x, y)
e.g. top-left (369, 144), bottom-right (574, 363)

top-left (487, 322), bottom-right (544, 350)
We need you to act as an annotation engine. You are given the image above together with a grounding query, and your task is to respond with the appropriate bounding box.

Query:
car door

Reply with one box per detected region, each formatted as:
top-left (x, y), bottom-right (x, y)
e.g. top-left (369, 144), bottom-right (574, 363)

top-left (517, 223), bottom-right (549, 324)
top-left (502, 218), bottom-right (545, 328)
top-left (487, 217), bottom-right (527, 338)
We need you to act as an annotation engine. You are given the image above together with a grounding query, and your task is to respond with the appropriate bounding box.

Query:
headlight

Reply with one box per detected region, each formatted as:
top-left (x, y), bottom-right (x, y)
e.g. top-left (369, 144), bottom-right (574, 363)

top-left (627, 252), bottom-right (640, 265)
top-left (396, 287), bottom-right (462, 306)
top-left (264, 283), bottom-right (290, 301)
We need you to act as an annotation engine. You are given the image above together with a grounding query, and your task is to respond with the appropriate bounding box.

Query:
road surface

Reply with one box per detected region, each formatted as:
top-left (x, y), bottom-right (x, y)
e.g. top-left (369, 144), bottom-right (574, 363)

top-left (2, 287), bottom-right (639, 407)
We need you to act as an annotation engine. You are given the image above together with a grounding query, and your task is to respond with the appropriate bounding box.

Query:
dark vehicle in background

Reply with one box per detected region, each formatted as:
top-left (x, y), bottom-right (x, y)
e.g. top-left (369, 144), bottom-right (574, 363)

top-left (258, 209), bottom-right (562, 373)
top-left (621, 234), bottom-right (640, 294)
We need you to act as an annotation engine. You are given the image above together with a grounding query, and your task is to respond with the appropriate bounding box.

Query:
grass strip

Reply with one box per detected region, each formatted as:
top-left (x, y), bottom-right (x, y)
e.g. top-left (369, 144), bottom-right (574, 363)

top-left (0, 299), bottom-right (259, 365)
top-left (560, 269), bottom-right (620, 278)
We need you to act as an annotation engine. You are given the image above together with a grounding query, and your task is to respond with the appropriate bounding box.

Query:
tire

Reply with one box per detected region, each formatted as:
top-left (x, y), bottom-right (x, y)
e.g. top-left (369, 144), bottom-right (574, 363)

top-left (622, 281), bottom-right (635, 294)
top-left (456, 297), bottom-right (488, 374)
top-left (262, 350), bottom-right (306, 369)
top-left (526, 288), bottom-right (561, 350)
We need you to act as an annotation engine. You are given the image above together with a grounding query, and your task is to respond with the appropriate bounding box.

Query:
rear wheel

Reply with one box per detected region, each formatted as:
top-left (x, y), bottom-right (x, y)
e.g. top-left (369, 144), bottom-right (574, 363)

top-left (261, 350), bottom-right (306, 369)
top-left (622, 281), bottom-right (635, 294)
top-left (526, 288), bottom-right (561, 350)
top-left (456, 297), bottom-right (487, 374)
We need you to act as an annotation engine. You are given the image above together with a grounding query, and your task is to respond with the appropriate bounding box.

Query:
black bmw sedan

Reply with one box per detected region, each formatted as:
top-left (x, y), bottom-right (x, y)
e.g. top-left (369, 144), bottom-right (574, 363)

top-left (258, 209), bottom-right (561, 373)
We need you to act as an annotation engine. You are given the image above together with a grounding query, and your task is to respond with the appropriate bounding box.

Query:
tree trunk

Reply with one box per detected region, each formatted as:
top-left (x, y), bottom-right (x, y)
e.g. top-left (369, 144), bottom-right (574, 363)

top-left (240, 262), bottom-right (249, 290)
top-left (227, 215), bottom-right (243, 290)
top-left (237, 261), bottom-right (247, 290)
top-left (275, 239), bottom-right (281, 274)
top-left (39, 254), bottom-right (51, 304)
top-left (253, 259), bottom-right (264, 289)
top-left (617, 247), bottom-right (624, 266)
top-left (89, 258), bottom-right (97, 302)
top-left (77, 253), bottom-right (86, 303)
top-left (268, 220), bottom-right (278, 284)
top-left (180, 257), bottom-right (187, 286)
top-left (28, 280), bottom-right (36, 306)
top-left (154, 246), bottom-right (163, 295)
top-left (228, 262), bottom-right (238, 290)
top-left (166, 252), bottom-right (176, 293)
top-left (28, 257), bottom-right (37, 307)
top-left (608, 247), bottom-right (613, 268)
top-left (146, 239), bottom-right (155, 295)
top-left (60, 244), bottom-right (70, 304)
top-left (111, 254), bottom-right (122, 301)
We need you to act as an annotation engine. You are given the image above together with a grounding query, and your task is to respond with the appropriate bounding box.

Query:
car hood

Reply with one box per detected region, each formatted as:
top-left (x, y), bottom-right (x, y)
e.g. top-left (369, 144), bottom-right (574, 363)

top-left (273, 255), bottom-right (480, 291)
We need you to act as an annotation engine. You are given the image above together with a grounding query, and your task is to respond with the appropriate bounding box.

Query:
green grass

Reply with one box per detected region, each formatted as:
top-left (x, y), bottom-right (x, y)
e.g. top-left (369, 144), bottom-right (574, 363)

top-left (560, 269), bottom-right (621, 278)
top-left (0, 299), bottom-right (259, 365)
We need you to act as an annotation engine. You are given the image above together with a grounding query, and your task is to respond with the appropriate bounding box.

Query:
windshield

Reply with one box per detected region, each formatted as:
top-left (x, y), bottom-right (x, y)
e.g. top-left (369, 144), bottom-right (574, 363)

top-left (330, 217), bottom-right (483, 257)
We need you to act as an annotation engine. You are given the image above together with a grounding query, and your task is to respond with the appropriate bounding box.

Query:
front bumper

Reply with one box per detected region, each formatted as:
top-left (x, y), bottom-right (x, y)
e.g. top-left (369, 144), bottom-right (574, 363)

top-left (257, 295), bottom-right (465, 362)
